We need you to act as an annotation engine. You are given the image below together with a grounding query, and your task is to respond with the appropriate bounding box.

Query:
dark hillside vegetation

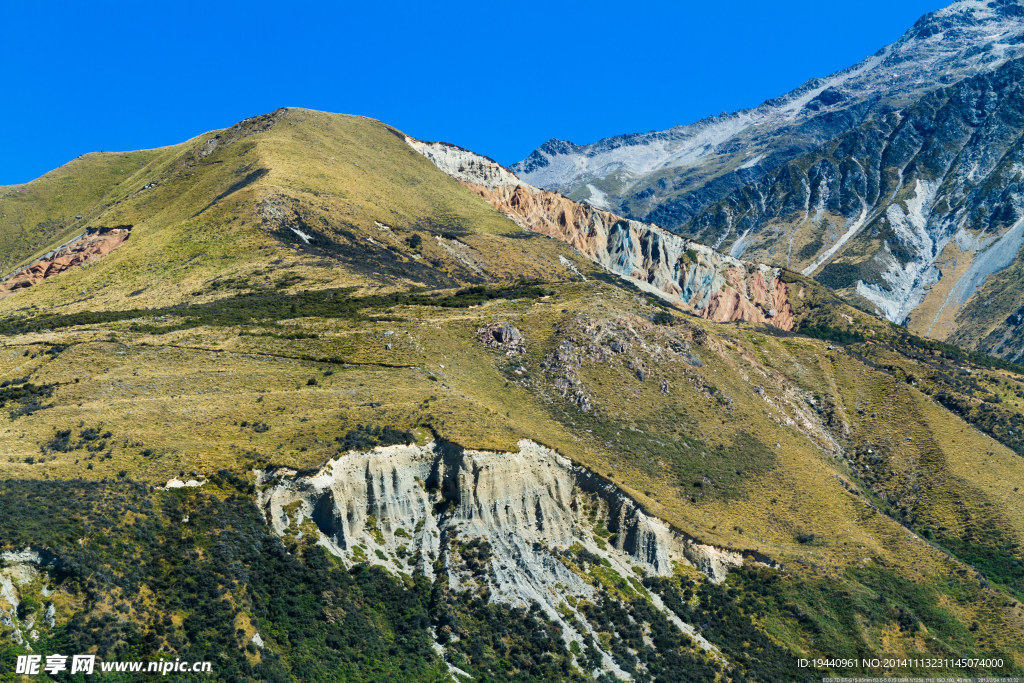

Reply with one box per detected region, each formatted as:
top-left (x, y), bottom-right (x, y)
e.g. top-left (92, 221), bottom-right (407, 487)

top-left (2, 480), bottom-right (1015, 681)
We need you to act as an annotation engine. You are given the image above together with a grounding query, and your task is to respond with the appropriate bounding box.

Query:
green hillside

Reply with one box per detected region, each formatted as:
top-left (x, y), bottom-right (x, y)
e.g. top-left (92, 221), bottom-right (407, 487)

top-left (0, 149), bottom-right (162, 273)
top-left (0, 109), bottom-right (1022, 681)
top-left (0, 109), bottom-right (598, 316)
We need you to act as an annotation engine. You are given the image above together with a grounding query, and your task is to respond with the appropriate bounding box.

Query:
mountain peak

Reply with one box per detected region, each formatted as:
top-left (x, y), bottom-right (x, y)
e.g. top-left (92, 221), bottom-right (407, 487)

top-left (513, 0), bottom-right (1024, 208)
top-left (898, 0), bottom-right (1024, 46)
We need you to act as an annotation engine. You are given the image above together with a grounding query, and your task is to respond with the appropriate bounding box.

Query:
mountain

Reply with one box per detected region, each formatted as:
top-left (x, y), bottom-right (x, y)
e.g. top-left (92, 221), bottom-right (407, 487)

top-left (513, 0), bottom-right (1024, 360)
top-left (1, 108), bottom-right (1024, 680)
top-left (686, 56), bottom-right (1024, 359)
top-left (0, 109), bottom-right (596, 312)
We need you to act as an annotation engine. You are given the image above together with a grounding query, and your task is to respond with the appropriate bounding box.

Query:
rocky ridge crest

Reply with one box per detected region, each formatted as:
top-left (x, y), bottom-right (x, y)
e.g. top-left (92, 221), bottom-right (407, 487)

top-left (407, 138), bottom-right (794, 330)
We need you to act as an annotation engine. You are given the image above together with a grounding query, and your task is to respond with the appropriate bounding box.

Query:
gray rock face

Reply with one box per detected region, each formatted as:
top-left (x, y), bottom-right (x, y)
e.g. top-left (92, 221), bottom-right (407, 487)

top-left (685, 56), bottom-right (1024, 358)
top-left (258, 440), bottom-right (761, 674)
top-left (408, 138), bottom-right (796, 331)
top-left (0, 549), bottom-right (60, 647)
top-left (478, 322), bottom-right (524, 353)
top-left (405, 136), bottom-right (522, 190)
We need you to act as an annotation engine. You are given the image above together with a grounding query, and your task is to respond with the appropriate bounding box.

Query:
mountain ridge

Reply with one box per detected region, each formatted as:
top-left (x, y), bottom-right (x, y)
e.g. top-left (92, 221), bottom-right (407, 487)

top-left (407, 136), bottom-right (796, 330)
top-left (681, 55), bottom-right (1024, 361)
top-left (514, 0), bottom-right (1024, 210)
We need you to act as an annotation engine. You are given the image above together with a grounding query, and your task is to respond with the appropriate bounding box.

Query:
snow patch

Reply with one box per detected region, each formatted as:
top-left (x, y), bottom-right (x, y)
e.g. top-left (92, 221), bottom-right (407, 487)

top-left (947, 217), bottom-right (1024, 307)
top-left (737, 154), bottom-right (765, 170)
top-left (855, 180), bottom-right (944, 323)
top-left (290, 228), bottom-right (313, 244)
top-left (584, 183), bottom-right (611, 210)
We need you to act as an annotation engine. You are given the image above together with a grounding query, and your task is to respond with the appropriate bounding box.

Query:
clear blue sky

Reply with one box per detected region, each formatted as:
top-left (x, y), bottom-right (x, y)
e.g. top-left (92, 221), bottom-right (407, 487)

top-left (2, 0), bottom-right (947, 185)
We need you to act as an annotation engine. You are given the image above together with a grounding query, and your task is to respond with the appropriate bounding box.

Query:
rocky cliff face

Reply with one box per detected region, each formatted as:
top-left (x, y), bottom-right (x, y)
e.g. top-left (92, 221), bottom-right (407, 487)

top-left (259, 439), bottom-right (761, 676)
top-left (512, 1), bottom-right (1024, 231)
top-left (0, 549), bottom-right (61, 648)
top-left (407, 138), bottom-right (794, 331)
top-left (684, 56), bottom-right (1024, 359)
top-left (0, 226), bottom-right (131, 298)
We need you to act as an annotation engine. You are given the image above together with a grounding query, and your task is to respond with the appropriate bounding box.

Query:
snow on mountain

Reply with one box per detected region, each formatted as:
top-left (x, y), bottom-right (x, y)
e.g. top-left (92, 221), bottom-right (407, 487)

top-left (511, 0), bottom-right (1024, 360)
top-left (513, 0), bottom-right (1024, 217)
top-left (683, 52), bottom-right (1024, 359)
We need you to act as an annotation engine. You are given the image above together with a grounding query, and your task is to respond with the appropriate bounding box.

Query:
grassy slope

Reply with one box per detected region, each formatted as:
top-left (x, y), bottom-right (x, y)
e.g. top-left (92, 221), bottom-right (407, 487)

top-left (0, 149), bottom-right (163, 272)
top-left (0, 109), bottom-right (1022, 676)
top-left (3, 282), bottom-right (1023, 671)
top-left (0, 109), bottom-right (598, 316)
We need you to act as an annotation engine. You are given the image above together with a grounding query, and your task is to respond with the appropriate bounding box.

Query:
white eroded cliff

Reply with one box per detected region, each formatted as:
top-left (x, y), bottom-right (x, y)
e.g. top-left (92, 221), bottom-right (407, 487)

top-left (407, 137), bottom-right (795, 331)
top-left (257, 439), bottom-right (764, 675)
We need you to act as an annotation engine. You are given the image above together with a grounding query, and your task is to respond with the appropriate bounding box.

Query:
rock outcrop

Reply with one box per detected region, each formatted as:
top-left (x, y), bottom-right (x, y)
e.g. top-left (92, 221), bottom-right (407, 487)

top-left (477, 321), bottom-right (524, 354)
top-left (407, 138), bottom-right (794, 331)
top-left (259, 439), bottom-right (765, 675)
top-left (0, 549), bottom-right (62, 648)
top-left (684, 57), bottom-right (1024, 360)
top-left (0, 226), bottom-right (131, 298)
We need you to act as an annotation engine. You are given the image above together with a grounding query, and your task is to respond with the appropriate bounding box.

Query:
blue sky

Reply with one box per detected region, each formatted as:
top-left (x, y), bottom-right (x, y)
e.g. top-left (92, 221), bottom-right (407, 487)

top-left (2, 0), bottom-right (947, 184)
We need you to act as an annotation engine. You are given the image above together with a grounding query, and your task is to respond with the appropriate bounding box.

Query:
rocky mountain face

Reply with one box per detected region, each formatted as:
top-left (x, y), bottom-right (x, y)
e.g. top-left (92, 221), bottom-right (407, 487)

top-left (3, 109), bottom-right (1024, 680)
top-left (512, 0), bottom-right (1024, 359)
top-left (408, 139), bottom-right (794, 330)
top-left (259, 439), bottom-right (753, 678)
top-left (514, 0), bottom-right (1024, 219)
top-left (685, 56), bottom-right (1024, 359)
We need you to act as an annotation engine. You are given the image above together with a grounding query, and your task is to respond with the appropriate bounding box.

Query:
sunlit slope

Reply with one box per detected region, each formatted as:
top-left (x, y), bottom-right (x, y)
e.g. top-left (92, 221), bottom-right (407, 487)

top-left (0, 108), bottom-right (598, 316)
top-left (2, 277), bottom-right (1024, 664)
top-left (0, 149), bottom-right (162, 272)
